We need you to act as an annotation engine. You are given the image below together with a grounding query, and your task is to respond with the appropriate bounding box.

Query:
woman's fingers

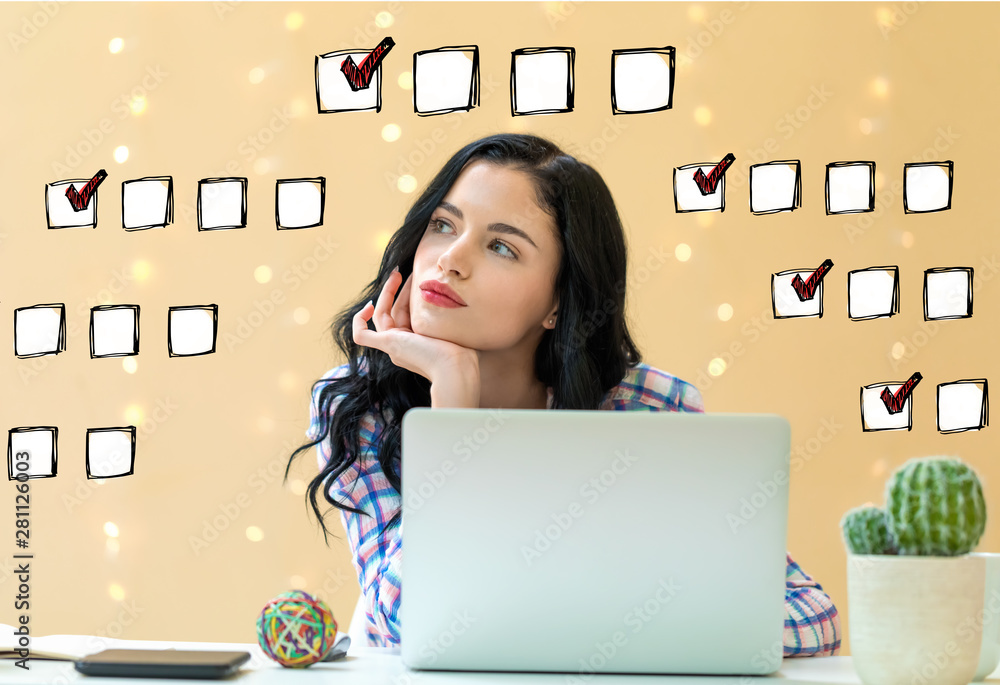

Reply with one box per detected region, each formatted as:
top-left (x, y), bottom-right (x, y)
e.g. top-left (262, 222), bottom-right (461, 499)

top-left (352, 301), bottom-right (376, 348)
top-left (393, 273), bottom-right (413, 331)
top-left (372, 269), bottom-right (401, 332)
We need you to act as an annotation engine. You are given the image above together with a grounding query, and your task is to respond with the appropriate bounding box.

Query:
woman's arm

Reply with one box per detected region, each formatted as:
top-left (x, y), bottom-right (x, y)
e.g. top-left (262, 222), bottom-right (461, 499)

top-left (783, 551), bottom-right (842, 657)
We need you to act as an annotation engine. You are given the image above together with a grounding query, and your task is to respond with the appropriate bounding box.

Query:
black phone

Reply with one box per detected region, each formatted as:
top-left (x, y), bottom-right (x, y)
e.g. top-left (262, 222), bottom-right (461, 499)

top-left (74, 648), bottom-right (251, 679)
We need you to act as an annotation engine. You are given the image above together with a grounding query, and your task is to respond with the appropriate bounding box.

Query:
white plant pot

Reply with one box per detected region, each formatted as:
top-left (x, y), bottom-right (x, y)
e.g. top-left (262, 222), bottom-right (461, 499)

top-left (847, 553), bottom-right (985, 685)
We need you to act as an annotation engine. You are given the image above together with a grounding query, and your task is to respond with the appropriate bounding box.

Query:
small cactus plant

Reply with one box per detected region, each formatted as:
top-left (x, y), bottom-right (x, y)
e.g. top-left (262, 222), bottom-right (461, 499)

top-left (841, 504), bottom-right (898, 555)
top-left (841, 456), bottom-right (987, 556)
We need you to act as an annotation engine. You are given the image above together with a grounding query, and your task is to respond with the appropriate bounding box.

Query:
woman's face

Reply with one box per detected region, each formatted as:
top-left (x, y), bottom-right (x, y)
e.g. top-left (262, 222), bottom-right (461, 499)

top-left (410, 159), bottom-right (562, 352)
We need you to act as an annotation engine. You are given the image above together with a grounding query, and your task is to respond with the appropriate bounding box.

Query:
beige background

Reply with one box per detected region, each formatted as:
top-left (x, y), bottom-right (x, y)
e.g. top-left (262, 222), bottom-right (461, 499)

top-left (1, 0), bottom-right (997, 656)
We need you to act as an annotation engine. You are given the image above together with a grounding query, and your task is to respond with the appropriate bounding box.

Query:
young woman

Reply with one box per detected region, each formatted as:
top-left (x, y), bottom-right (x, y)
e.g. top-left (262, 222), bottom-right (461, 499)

top-left (288, 133), bottom-right (840, 657)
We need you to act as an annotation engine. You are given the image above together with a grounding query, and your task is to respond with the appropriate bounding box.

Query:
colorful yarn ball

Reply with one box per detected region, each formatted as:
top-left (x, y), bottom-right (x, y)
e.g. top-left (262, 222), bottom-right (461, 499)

top-left (256, 590), bottom-right (338, 668)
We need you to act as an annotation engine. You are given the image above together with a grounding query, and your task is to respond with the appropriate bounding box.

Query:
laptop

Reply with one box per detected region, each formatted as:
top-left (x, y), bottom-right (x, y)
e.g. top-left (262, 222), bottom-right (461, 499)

top-left (399, 408), bottom-right (791, 677)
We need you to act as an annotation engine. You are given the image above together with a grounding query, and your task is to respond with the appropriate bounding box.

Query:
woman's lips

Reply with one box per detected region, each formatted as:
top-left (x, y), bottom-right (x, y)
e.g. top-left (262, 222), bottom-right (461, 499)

top-left (420, 289), bottom-right (465, 308)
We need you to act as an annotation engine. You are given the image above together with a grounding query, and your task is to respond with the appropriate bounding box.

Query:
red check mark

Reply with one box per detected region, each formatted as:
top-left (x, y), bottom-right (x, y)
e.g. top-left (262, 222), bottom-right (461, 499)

top-left (65, 169), bottom-right (108, 211)
top-left (693, 153), bottom-right (735, 195)
top-left (880, 372), bottom-right (922, 414)
top-left (341, 37), bottom-right (395, 91)
top-left (791, 259), bottom-right (834, 301)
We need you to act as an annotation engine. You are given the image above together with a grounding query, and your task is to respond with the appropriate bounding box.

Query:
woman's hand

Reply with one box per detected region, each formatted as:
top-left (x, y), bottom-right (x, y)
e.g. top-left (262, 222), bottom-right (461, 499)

top-left (353, 268), bottom-right (479, 384)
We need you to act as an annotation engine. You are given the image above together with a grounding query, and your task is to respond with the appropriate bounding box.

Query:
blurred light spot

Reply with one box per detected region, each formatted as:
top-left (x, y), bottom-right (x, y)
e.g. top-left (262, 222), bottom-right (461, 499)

top-left (132, 260), bottom-right (151, 282)
top-left (871, 459), bottom-right (888, 478)
top-left (293, 307), bottom-right (310, 325)
top-left (374, 231), bottom-right (392, 253)
top-left (859, 118), bottom-right (873, 135)
top-left (253, 158), bottom-right (270, 175)
top-left (256, 416), bottom-right (274, 433)
top-left (901, 231), bottom-right (914, 248)
top-left (106, 538), bottom-right (120, 556)
top-left (717, 303), bottom-right (733, 321)
top-left (114, 146), bottom-right (129, 163)
top-left (375, 11), bottom-right (394, 28)
top-left (129, 96), bottom-right (146, 115)
top-left (675, 243), bottom-right (692, 262)
top-left (122, 358), bottom-right (138, 374)
top-left (254, 265), bottom-right (273, 284)
top-left (871, 77), bottom-right (889, 98)
top-left (279, 371), bottom-right (297, 392)
top-left (108, 37), bottom-right (124, 54)
top-left (290, 99), bottom-right (309, 118)
top-left (290, 575), bottom-right (307, 588)
top-left (891, 342), bottom-right (906, 360)
top-left (124, 405), bottom-right (144, 424)
top-left (707, 357), bottom-right (727, 377)
top-left (696, 213), bottom-right (714, 228)
top-left (249, 67), bottom-right (265, 84)
top-left (694, 106), bottom-right (712, 126)
top-left (397, 71), bottom-right (413, 90)
top-left (246, 526), bottom-right (265, 542)
top-left (876, 7), bottom-right (894, 27)
top-left (96, 479), bottom-right (106, 485)
top-left (382, 124), bottom-right (402, 142)
top-left (397, 175), bottom-right (417, 193)
top-left (104, 521), bottom-right (119, 537)
top-left (289, 479), bottom-right (306, 496)
top-left (687, 5), bottom-right (707, 22)
top-left (109, 584), bottom-right (125, 601)
top-left (285, 11), bottom-right (304, 30)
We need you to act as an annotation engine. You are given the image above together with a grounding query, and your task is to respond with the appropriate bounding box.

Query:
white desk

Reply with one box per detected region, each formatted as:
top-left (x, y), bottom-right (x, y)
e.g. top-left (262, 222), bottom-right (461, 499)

top-left (3, 636), bottom-right (1000, 684)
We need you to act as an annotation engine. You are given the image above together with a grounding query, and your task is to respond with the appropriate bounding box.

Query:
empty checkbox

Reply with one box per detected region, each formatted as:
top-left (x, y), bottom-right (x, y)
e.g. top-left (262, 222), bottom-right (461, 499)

top-left (611, 46), bottom-right (674, 114)
top-left (276, 178), bottom-right (326, 230)
top-left (86, 427), bottom-right (136, 478)
top-left (168, 305), bottom-right (218, 357)
top-left (904, 161), bottom-right (953, 213)
top-left (511, 47), bottom-right (575, 115)
top-left (826, 161), bottom-right (875, 214)
top-left (413, 46), bottom-right (479, 115)
top-left (198, 178), bottom-right (247, 230)
top-left (674, 163), bottom-right (726, 212)
top-left (772, 269), bottom-right (824, 318)
top-left (14, 304), bottom-right (66, 358)
top-left (45, 179), bottom-right (98, 229)
top-left (316, 48), bottom-right (384, 113)
top-left (848, 267), bottom-right (899, 320)
top-left (937, 379), bottom-right (988, 433)
top-left (750, 160), bottom-right (801, 215)
top-left (8, 427), bottom-right (58, 480)
top-left (861, 382), bottom-right (914, 432)
top-left (924, 267), bottom-right (972, 320)
top-left (123, 176), bottom-right (173, 230)
top-left (91, 305), bottom-right (140, 358)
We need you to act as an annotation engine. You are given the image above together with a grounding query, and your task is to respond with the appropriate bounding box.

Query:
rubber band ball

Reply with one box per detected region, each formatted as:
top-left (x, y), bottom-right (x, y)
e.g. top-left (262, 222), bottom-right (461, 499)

top-left (256, 589), bottom-right (339, 667)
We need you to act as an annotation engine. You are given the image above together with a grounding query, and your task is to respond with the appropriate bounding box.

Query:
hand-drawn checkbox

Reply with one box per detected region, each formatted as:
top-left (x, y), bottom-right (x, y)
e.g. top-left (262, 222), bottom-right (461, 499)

top-left (168, 305), bottom-right (218, 357)
top-left (91, 305), bottom-right (140, 358)
top-left (904, 161), bottom-right (953, 213)
top-left (413, 46), bottom-right (479, 115)
top-left (510, 47), bottom-right (575, 115)
top-left (674, 163), bottom-right (726, 212)
top-left (276, 178), bottom-right (326, 230)
top-left (123, 176), bottom-right (173, 230)
top-left (14, 304), bottom-right (66, 358)
top-left (937, 379), bottom-right (988, 433)
top-left (198, 178), bottom-right (247, 231)
top-left (750, 161), bottom-right (801, 215)
top-left (861, 382), bottom-right (914, 431)
top-left (772, 269), bottom-right (823, 318)
top-left (86, 427), bottom-right (136, 479)
top-left (8, 427), bottom-right (58, 480)
top-left (826, 161), bottom-right (875, 215)
top-left (45, 179), bottom-right (98, 229)
top-left (924, 267), bottom-right (972, 320)
top-left (611, 46), bottom-right (675, 114)
top-left (316, 49), bottom-right (384, 113)
top-left (848, 267), bottom-right (899, 320)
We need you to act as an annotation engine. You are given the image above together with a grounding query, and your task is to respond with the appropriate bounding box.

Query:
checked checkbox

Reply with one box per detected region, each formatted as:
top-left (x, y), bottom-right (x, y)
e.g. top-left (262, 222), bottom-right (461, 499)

top-left (861, 380), bottom-right (915, 432)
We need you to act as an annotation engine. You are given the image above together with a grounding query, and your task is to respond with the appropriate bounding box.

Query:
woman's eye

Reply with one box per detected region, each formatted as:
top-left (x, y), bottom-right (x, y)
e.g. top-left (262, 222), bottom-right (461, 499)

top-left (429, 219), bottom-right (517, 260)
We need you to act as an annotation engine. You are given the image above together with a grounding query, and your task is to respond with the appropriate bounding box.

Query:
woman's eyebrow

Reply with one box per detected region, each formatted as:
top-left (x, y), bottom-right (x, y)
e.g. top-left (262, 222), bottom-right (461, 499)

top-left (436, 201), bottom-right (539, 250)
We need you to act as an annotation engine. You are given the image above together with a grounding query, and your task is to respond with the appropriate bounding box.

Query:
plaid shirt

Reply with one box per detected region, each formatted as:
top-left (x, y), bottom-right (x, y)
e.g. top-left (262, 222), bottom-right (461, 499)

top-left (307, 362), bottom-right (840, 657)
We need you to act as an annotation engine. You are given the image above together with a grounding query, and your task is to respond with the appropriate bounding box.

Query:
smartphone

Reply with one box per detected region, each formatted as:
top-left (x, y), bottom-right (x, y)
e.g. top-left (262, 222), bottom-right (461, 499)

top-left (74, 648), bottom-right (251, 679)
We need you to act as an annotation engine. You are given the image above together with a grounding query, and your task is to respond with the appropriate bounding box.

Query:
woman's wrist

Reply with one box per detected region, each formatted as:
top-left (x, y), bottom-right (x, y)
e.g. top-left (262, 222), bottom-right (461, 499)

top-left (430, 354), bottom-right (480, 408)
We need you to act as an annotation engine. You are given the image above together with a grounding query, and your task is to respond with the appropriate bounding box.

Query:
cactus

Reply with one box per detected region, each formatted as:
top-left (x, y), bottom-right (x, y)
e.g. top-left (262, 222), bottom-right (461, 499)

top-left (884, 457), bottom-right (987, 556)
top-left (841, 504), bottom-right (898, 555)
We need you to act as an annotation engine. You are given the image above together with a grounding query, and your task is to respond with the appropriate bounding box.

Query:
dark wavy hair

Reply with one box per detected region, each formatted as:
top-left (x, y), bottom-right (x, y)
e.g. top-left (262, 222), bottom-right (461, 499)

top-left (286, 132), bottom-right (643, 544)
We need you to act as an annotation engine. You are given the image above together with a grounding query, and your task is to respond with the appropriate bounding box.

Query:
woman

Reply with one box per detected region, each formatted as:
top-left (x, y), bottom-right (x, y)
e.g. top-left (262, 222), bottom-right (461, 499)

top-left (287, 133), bottom-right (840, 657)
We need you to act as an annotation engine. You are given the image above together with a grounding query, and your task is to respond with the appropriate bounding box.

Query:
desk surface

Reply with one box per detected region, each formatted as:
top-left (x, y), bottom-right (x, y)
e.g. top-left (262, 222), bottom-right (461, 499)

top-left (2, 635), bottom-right (1000, 685)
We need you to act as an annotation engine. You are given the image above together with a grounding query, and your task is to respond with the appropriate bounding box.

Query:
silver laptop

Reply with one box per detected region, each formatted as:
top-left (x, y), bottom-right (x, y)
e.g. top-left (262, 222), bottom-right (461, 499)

top-left (400, 409), bottom-right (791, 677)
